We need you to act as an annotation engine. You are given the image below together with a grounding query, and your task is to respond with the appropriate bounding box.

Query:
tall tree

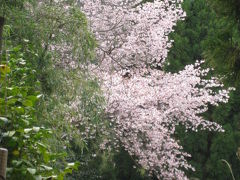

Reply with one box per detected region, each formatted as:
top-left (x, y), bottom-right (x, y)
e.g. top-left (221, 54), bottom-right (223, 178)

top-left (1, 1), bottom-right (110, 179)
top-left (165, 0), bottom-right (240, 179)
top-left (203, 0), bottom-right (240, 83)
top-left (165, 0), bottom-right (214, 72)
top-left (82, 0), bottom-right (233, 179)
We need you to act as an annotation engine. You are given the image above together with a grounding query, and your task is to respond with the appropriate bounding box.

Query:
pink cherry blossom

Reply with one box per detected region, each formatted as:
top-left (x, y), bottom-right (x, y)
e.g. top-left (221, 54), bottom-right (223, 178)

top-left (81, 1), bottom-right (234, 179)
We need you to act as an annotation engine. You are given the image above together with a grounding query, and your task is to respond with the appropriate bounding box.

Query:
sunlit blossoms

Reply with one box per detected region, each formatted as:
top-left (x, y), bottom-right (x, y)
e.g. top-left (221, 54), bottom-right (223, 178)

top-left (82, 0), bottom-right (234, 179)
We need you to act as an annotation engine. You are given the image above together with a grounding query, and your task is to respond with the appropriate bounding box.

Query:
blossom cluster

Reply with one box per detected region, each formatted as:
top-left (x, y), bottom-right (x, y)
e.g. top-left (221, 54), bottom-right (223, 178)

top-left (82, 0), bottom-right (233, 179)
top-left (96, 61), bottom-right (233, 179)
top-left (83, 0), bottom-right (185, 70)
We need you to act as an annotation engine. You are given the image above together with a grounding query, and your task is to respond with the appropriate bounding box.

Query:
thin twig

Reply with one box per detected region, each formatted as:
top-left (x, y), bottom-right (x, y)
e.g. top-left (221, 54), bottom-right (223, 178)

top-left (221, 159), bottom-right (236, 180)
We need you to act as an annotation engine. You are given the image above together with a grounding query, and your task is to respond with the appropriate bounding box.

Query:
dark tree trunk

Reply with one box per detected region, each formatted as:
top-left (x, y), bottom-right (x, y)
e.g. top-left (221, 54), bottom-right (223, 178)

top-left (0, 16), bottom-right (5, 63)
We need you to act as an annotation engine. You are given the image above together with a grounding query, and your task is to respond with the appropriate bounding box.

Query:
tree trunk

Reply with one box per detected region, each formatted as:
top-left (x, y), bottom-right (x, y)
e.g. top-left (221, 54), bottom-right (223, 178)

top-left (0, 16), bottom-right (5, 63)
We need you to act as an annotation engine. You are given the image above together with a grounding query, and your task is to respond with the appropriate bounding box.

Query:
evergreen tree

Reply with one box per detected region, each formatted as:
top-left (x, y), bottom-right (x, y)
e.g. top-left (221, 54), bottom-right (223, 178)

top-left (165, 0), bottom-right (213, 72)
top-left (204, 0), bottom-right (240, 83)
top-left (166, 0), bottom-right (240, 179)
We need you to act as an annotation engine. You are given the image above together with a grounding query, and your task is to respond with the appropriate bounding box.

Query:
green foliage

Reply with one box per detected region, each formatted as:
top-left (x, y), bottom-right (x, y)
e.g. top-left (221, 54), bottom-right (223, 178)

top-left (0, 43), bottom-right (77, 179)
top-left (203, 0), bottom-right (240, 84)
top-left (164, 0), bottom-right (213, 72)
top-left (207, 0), bottom-right (240, 22)
top-left (0, 1), bottom-right (99, 178)
top-left (0, 0), bottom-right (31, 15)
top-left (201, 1), bottom-right (240, 177)
top-left (165, 0), bottom-right (240, 179)
top-left (8, 1), bottom-right (116, 179)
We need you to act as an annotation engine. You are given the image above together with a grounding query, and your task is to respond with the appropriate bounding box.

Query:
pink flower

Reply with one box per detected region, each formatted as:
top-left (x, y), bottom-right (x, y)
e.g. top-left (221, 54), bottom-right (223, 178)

top-left (81, 1), bottom-right (234, 179)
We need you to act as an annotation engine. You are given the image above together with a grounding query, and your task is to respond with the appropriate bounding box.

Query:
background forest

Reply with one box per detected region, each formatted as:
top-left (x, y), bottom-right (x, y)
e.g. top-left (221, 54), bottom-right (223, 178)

top-left (0, 0), bottom-right (240, 180)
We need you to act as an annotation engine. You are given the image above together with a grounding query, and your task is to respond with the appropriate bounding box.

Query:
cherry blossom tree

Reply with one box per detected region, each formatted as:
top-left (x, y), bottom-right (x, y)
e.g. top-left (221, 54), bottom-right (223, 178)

top-left (81, 0), bottom-right (234, 179)
top-left (83, 0), bottom-right (186, 70)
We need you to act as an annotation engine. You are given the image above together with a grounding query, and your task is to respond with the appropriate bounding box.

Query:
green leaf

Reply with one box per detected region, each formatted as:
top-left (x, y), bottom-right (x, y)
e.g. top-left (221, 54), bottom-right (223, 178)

top-left (43, 151), bottom-right (50, 163)
top-left (0, 98), bottom-right (4, 104)
top-left (37, 142), bottom-right (47, 149)
top-left (7, 98), bottom-right (18, 105)
top-left (21, 119), bottom-right (30, 126)
top-left (4, 131), bottom-right (15, 137)
top-left (63, 168), bottom-right (72, 174)
top-left (139, 168), bottom-right (146, 176)
top-left (34, 175), bottom-right (42, 180)
top-left (0, 64), bottom-right (11, 74)
top-left (24, 128), bottom-right (32, 133)
top-left (7, 87), bottom-right (20, 96)
top-left (23, 100), bottom-right (33, 107)
top-left (15, 106), bottom-right (25, 114)
top-left (67, 163), bottom-right (75, 167)
top-left (13, 46), bottom-right (21, 52)
top-left (36, 94), bottom-right (43, 99)
top-left (27, 95), bottom-right (38, 103)
top-left (12, 160), bottom-right (23, 167)
top-left (0, 117), bottom-right (8, 123)
top-left (27, 168), bottom-right (36, 175)
top-left (23, 39), bottom-right (29, 43)
top-left (19, 60), bottom-right (26, 65)
top-left (33, 127), bottom-right (40, 132)
top-left (40, 165), bottom-right (53, 171)
top-left (66, 162), bottom-right (79, 171)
